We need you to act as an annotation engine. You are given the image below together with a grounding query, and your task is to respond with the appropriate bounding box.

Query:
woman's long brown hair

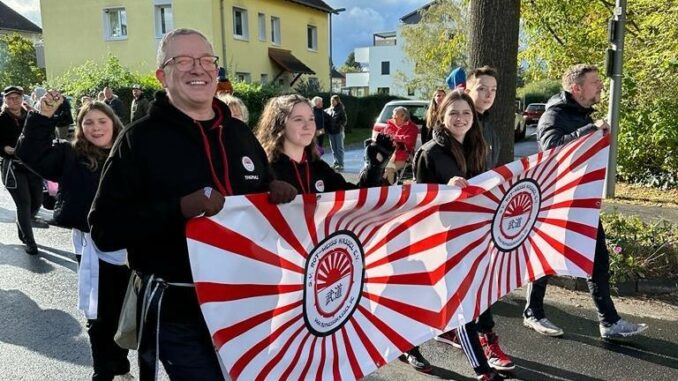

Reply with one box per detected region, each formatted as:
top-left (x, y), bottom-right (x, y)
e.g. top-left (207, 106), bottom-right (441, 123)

top-left (73, 101), bottom-right (123, 171)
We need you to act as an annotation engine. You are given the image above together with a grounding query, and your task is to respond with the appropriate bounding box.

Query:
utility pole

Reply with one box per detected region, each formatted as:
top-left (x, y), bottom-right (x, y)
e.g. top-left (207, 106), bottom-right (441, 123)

top-left (604, 0), bottom-right (626, 198)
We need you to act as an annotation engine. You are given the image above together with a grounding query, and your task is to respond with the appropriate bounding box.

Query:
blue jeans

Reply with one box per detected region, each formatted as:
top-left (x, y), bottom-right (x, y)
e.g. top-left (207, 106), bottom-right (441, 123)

top-left (328, 132), bottom-right (345, 167)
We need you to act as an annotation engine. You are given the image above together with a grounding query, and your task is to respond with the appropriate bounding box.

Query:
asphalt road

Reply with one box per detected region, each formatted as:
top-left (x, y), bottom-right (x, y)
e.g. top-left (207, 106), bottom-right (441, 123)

top-left (1, 125), bottom-right (676, 380)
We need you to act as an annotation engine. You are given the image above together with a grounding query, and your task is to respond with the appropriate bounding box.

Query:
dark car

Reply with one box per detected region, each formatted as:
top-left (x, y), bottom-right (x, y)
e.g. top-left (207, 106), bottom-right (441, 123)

top-left (523, 103), bottom-right (546, 126)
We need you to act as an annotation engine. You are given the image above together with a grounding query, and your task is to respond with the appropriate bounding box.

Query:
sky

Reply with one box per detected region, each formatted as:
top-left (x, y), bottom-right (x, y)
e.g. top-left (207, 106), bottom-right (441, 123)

top-left (7, 0), bottom-right (430, 65)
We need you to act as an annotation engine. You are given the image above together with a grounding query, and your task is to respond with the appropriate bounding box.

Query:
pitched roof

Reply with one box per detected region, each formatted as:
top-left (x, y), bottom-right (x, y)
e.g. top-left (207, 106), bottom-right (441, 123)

top-left (269, 48), bottom-right (315, 74)
top-left (0, 1), bottom-right (42, 34)
top-left (286, 0), bottom-right (334, 13)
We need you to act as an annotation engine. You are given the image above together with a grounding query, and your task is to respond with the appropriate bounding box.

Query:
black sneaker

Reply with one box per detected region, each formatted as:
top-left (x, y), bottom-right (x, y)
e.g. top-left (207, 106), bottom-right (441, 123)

top-left (25, 243), bottom-right (38, 255)
top-left (398, 347), bottom-right (432, 373)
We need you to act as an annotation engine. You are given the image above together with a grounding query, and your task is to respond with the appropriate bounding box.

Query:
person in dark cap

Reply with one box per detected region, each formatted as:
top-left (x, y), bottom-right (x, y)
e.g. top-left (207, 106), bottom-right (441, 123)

top-left (0, 86), bottom-right (43, 254)
top-left (130, 84), bottom-right (150, 122)
top-left (215, 67), bottom-right (233, 96)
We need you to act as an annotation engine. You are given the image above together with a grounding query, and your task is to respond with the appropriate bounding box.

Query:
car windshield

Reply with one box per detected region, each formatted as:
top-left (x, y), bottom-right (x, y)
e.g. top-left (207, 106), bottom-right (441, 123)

top-left (527, 104), bottom-right (545, 112)
top-left (378, 104), bottom-right (428, 126)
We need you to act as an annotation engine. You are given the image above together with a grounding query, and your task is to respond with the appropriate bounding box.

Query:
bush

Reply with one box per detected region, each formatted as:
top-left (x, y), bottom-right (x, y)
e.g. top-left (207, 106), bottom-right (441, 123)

top-left (516, 80), bottom-right (561, 108)
top-left (601, 212), bottom-right (678, 285)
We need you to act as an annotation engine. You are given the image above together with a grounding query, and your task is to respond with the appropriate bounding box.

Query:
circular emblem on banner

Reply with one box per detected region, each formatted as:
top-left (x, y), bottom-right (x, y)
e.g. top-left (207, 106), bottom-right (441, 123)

top-left (241, 156), bottom-right (255, 172)
top-left (315, 180), bottom-right (325, 192)
top-left (491, 179), bottom-right (541, 252)
top-left (303, 230), bottom-right (364, 336)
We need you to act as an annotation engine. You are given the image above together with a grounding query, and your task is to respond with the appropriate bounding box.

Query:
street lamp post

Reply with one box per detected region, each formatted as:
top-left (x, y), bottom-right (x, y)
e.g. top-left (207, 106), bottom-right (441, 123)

top-left (329, 7), bottom-right (346, 93)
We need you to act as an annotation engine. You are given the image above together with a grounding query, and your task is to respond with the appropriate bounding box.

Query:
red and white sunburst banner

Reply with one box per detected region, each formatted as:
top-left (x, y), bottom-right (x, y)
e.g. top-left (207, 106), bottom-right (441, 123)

top-left (187, 131), bottom-right (610, 381)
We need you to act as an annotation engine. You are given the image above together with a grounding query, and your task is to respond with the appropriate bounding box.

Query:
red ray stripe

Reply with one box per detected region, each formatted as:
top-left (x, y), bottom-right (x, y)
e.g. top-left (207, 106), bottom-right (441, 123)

top-left (341, 325), bottom-right (364, 379)
top-left (331, 333), bottom-right (341, 381)
top-left (356, 304), bottom-right (413, 352)
top-left (349, 316), bottom-right (387, 368)
top-left (363, 206), bottom-right (438, 258)
top-left (514, 248), bottom-right (522, 289)
top-left (346, 186), bottom-right (389, 232)
top-left (541, 133), bottom-right (605, 194)
top-left (498, 183), bottom-right (508, 194)
top-left (230, 314), bottom-right (303, 380)
top-left (486, 248), bottom-right (501, 309)
top-left (458, 184), bottom-right (487, 200)
top-left (493, 165), bottom-right (515, 182)
top-left (533, 226), bottom-right (594, 275)
top-left (537, 133), bottom-right (591, 187)
top-left (520, 243), bottom-right (535, 282)
top-left (256, 323), bottom-right (306, 381)
top-left (314, 337), bottom-right (327, 381)
top-left (526, 234), bottom-right (555, 278)
top-left (481, 189), bottom-right (502, 204)
top-left (246, 195), bottom-right (308, 260)
top-left (324, 191), bottom-right (346, 237)
top-left (195, 282), bottom-right (302, 303)
top-left (473, 243), bottom-right (494, 317)
top-left (366, 232), bottom-right (490, 285)
top-left (537, 217), bottom-right (598, 239)
top-left (280, 332), bottom-right (312, 380)
top-left (497, 251), bottom-right (507, 300)
top-left (534, 154), bottom-right (557, 185)
top-left (366, 221), bottom-right (489, 271)
top-left (187, 218), bottom-right (304, 274)
top-left (303, 193), bottom-right (319, 247)
top-left (540, 198), bottom-right (602, 213)
top-left (355, 184), bottom-right (412, 239)
top-left (212, 300), bottom-right (302, 350)
top-left (440, 249), bottom-right (488, 326)
top-left (298, 337), bottom-right (319, 381)
top-left (439, 201), bottom-right (495, 214)
top-left (334, 188), bottom-right (368, 232)
top-left (542, 168), bottom-right (607, 201)
top-left (521, 156), bottom-right (530, 171)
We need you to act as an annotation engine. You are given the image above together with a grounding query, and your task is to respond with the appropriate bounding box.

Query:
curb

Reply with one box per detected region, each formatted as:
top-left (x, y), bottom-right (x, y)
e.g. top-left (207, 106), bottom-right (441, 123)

top-left (550, 276), bottom-right (678, 296)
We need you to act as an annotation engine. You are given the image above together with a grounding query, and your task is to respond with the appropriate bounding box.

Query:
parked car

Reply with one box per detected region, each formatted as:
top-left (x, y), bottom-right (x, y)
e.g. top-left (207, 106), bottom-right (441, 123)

top-left (523, 103), bottom-right (546, 126)
top-left (371, 100), bottom-right (429, 150)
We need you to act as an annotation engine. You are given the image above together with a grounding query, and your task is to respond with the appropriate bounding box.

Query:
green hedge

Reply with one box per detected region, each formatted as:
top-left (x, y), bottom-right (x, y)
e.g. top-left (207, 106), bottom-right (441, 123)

top-left (516, 79), bottom-right (561, 108)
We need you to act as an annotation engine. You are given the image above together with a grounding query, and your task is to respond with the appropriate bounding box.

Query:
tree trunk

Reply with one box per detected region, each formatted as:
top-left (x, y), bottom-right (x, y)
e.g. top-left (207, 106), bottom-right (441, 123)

top-left (467, 0), bottom-right (521, 165)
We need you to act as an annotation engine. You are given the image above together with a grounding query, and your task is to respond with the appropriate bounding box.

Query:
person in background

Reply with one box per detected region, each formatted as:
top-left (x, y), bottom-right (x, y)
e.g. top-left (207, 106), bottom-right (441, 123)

top-left (16, 94), bottom-right (131, 381)
top-left (525, 64), bottom-right (648, 339)
top-left (215, 67), bottom-right (234, 96)
top-left (81, 96), bottom-right (92, 107)
top-left (217, 93), bottom-right (249, 124)
top-left (102, 87), bottom-right (124, 119)
top-left (326, 95), bottom-right (347, 171)
top-left (0, 85), bottom-right (42, 255)
top-left (53, 95), bottom-right (75, 140)
top-left (130, 84), bottom-right (151, 123)
top-left (414, 89), bottom-right (501, 381)
top-left (311, 96), bottom-right (330, 154)
top-left (382, 106), bottom-right (418, 184)
top-left (97, 92), bottom-right (105, 102)
top-left (422, 88), bottom-right (446, 145)
top-left (89, 28), bottom-right (296, 380)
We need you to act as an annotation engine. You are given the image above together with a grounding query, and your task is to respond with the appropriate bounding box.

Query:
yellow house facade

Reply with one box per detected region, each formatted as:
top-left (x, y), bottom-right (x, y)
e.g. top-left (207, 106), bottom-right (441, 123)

top-left (41, 0), bottom-right (334, 89)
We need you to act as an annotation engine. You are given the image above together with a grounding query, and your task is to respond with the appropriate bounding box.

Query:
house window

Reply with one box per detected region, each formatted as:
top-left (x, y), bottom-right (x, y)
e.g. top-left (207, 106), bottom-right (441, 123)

top-left (381, 61), bottom-right (390, 75)
top-left (258, 13), bottom-right (266, 41)
top-left (233, 7), bottom-right (248, 39)
top-left (307, 25), bottom-right (317, 51)
top-left (260, 73), bottom-right (269, 84)
top-left (103, 8), bottom-right (127, 40)
top-left (155, 5), bottom-right (173, 38)
top-left (236, 72), bottom-right (251, 83)
top-left (377, 87), bottom-right (390, 95)
top-left (271, 16), bottom-right (281, 45)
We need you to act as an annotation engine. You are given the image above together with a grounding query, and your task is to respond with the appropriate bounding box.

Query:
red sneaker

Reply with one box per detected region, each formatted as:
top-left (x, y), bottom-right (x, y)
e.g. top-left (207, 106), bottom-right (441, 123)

top-left (434, 329), bottom-right (462, 349)
top-left (480, 332), bottom-right (515, 371)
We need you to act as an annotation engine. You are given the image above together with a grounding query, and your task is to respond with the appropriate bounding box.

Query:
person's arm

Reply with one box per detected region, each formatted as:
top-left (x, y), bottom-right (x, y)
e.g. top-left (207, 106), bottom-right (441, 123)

top-left (88, 132), bottom-right (186, 252)
top-left (537, 110), bottom-right (597, 150)
top-left (141, 98), bottom-right (151, 117)
top-left (337, 108), bottom-right (347, 128)
top-left (402, 124), bottom-right (418, 154)
top-left (15, 112), bottom-right (70, 181)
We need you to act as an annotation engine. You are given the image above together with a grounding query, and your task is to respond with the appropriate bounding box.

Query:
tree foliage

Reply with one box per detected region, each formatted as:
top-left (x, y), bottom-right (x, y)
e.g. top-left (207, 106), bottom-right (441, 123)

top-left (0, 33), bottom-right (46, 89)
top-left (521, 0), bottom-right (678, 188)
top-left (399, 0), bottom-right (468, 94)
top-left (338, 52), bottom-right (362, 74)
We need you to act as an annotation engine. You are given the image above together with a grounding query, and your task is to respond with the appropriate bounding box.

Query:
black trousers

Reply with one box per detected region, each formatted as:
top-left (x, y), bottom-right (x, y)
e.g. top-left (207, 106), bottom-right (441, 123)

top-left (477, 308), bottom-right (495, 334)
top-left (2, 165), bottom-right (42, 245)
top-left (458, 321), bottom-right (491, 375)
top-left (524, 222), bottom-right (621, 325)
top-left (87, 260), bottom-right (131, 381)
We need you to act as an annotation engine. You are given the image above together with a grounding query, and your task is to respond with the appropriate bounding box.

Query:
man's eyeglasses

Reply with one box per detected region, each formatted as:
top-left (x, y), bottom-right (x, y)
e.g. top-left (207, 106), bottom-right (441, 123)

top-left (161, 55), bottom-right (219, 72)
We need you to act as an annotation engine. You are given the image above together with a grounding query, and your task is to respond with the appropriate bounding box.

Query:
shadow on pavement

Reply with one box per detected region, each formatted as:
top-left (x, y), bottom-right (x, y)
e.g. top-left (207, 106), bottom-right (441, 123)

top-left (37, 244), bottom-right (78, 272)
top-left (393, 360), bottom-right (476, 381)
top-left (0, 243), bottom-right (55, 274)
top-left (510, 356), bottom-right (606, 381)
top-left (0, 289), bottom-right (89, 366)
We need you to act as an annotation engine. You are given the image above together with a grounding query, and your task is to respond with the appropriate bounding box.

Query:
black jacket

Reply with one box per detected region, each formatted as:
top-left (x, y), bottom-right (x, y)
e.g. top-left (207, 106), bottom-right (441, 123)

top-left (414, 129), bottom-right (485, 184)
top-left (326, 104), bottom-right (346, 134)
top-left (89, 92), bottom-right (273, 296)
top-left (16, 112), bottom-right (102, 232)
top-left (0, 109), bottom-right (30, 172)
top-left (478, 111), bottom-right (500, 169)
top-left (313, 107), bottom-right (331, 133)
top-left (104, 96), bottom-right (124, 119)
top-left (537, 91), bottom-right (597, 150)
top-left (130, 96), bottom-right (150, 123)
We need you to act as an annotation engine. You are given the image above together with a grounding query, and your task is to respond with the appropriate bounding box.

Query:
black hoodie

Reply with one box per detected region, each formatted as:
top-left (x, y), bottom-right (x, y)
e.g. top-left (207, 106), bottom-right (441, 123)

top-left (89, 92), bottom-right (273, 319)
top-left (537, 91), bottom-right (597, 151)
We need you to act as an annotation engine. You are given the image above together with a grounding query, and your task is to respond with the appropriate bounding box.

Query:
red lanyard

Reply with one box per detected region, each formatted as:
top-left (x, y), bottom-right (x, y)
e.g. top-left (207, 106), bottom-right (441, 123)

top-left (292, 153), bottom-right (311, 194)
top-left (194, 107), bottom-right (233, 196)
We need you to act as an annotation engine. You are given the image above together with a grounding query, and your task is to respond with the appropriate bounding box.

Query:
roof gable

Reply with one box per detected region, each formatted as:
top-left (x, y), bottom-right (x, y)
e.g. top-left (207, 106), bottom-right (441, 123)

top-left (0, 1), bottom-right (42, 34)
top-left (285, 0), bottom-right (334, 13)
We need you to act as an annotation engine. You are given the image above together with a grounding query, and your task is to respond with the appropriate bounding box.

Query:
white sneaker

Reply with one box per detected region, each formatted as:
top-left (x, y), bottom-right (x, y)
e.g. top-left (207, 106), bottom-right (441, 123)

top-left (113, 374), bottom-right (135, 381)
top-left (600, 319), bottom-right (648, 339)
top-left (523, 316), bottom-right (564, 337)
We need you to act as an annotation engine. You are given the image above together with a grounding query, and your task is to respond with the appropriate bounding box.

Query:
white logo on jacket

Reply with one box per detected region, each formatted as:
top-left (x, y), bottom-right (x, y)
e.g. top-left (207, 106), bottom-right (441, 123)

top-left (315, 180), bottom-right (325, 192)
top-left (242, 156), bottom-right (255, 172)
